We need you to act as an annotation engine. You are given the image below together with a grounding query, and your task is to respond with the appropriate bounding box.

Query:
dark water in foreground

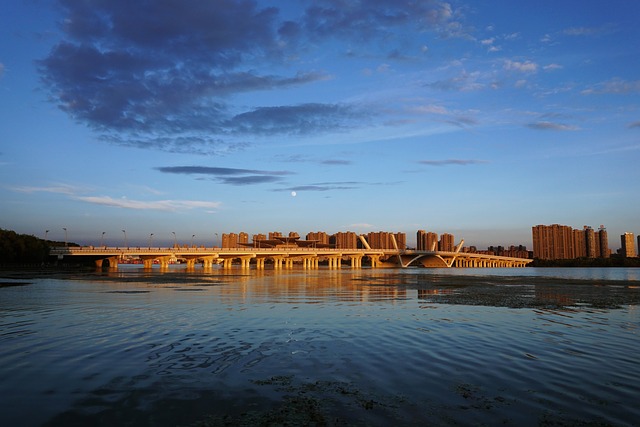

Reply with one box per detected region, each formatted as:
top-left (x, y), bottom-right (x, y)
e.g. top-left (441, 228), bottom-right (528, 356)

top-left (0, 267), bottom-right (639, 426)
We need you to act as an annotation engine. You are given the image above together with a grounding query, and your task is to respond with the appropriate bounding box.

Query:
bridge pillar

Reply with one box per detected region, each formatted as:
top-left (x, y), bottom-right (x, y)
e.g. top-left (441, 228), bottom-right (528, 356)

top-left (94, 259), bottom-right (104, 269)
top-left (238, 256), bottom-right (253, 269)
top-left (222, 258), bottom-right (234, 269)
top-left (201, 256), bottom-right (217, 269)
top-left (271, 257), bottom-right (284, 269)
top-left (107, 256), bottom-right (120, 269)
top-left (327, 256), bottom-right (342, 269)
top-left (368, 255), bottom-right (381, 268)
top-left (350, 255), bottom-right (363, 269)
top-left (143, 259), bottom-right (154, 269)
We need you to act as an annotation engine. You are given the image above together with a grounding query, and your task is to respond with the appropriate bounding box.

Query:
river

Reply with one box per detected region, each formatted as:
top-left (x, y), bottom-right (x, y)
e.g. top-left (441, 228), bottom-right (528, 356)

top-left (1, 266), bottom-right (638, 426)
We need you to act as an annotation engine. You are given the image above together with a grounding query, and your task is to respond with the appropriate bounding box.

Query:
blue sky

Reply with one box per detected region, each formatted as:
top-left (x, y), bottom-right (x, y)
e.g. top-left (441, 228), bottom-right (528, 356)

top-left (1, 0), bottom-right (639, 249)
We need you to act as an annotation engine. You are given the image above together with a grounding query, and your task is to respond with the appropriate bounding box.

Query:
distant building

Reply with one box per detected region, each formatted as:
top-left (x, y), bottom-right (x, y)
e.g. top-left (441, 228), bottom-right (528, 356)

top-left (222, 232), bottom-right (248, 248)
top-left (306, 231), bottom-right (329, 245)
top-left (533, 224), bottom-right (610, 260)
top-left (598, 226), bottom-right (610, 258)
top-left (439, 233), bottom-right (455, 252)
top-left (532, 224), bottom-right (575, 260)
top-left (417, 230), bottom-right (438, 251)
top-left (584, 226), bottom-right (597, 259)
top-left (365, 231), bottom-right (406, 249)
top-left (330, 231), bottom-right (358, 249)
top-left (621, 232), bottom-right (636, 258)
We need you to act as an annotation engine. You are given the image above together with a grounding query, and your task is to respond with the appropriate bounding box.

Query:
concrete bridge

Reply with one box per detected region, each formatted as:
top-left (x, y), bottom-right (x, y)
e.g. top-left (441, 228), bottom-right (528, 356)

top-left (50, 239), bottom-right (532, 270)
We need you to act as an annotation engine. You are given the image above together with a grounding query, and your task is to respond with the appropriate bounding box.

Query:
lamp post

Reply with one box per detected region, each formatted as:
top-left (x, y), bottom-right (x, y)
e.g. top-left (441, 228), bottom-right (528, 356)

top-left (149, 233), bottom-right (154, 248)
top-left (63, 227), bottom-right (68, 247)
top-left (122, 229), bottom-right (128, 248)
top-left (191, 234), bottom-right (195, 248)
top-left (101, 231), bottom-right (105, 247)
top-left (172, 231), bottom-right (177, 248)
top-left (45, 230), bottom-right (49, 241)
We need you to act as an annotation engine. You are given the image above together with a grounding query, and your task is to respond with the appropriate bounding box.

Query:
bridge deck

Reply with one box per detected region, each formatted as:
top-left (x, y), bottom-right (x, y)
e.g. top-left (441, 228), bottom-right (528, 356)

top-left (50, 246), bottom-right (532, 269)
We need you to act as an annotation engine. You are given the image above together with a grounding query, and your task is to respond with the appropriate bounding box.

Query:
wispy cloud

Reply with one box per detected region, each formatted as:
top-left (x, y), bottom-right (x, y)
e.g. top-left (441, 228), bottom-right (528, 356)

top-left (321, 159), bottom-right (352, 165)
top-left (156, 166), bottom-right (292, 176)
top-left (9, 182), bottom-right (220, 212)
top-left (10, 184), bottom-right (84, 195)
top-left (526, 121), bottom-right (579, 131)
top-left (156, 165), bottom-right (294, 186)
top-left (75, 196), bottom-right (221, 211)
top-left (581, 78), bottom-right (640, 95)
top-left (504, 59), bottom-right (538, 73)
top-left (628, 121), bottom-right (640, 129)
top-left (418, 159), bottom-right (488, 166)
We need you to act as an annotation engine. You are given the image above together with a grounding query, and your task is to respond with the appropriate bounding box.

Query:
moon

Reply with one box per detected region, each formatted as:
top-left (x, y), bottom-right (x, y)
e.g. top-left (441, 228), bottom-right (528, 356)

top-left (291, 191), bottom-right (297, 197)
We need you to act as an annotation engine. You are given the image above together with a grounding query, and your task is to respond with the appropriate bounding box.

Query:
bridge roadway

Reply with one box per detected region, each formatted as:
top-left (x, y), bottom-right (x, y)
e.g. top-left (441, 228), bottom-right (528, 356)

top-left (50, 246), bottom-right (532, 269)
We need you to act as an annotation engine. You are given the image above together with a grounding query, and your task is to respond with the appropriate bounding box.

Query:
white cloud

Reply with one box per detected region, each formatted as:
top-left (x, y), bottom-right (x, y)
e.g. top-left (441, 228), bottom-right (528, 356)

top-left (75, 196), bottom-right (222, 211)
top-left (10, 184), bottom-right (83, 195)
top-left (504, 59), bottom-right (538, 73)
top-left (0, 63), bottom-right (4, 77)
top-left (543, 63), bottom-right (563, 71)
top-left (582, 78), bottom-right (640, 95)
top-left (412, 104), bottom-right (449, 115)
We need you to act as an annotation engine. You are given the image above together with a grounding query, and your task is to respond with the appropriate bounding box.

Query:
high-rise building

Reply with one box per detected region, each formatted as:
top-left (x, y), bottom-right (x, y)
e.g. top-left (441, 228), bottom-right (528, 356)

top-left (532, 224), bottom-right (574, 260)
top-left (598, 226), bottom-right (609, 258)
top-left (439, 233), bottom-right (455, 252)
top-left (584, 226), bottom-right (597, 259)
top-left (573, 229), bottom-right (586, 258)
top-left (307, 231), bottom-right (329, 245)
top-left (621, 232), bottom-right (636, 258)
top-left (268, 231), bottom-right (283, 239)
top-left (365, 231), bottom-right (406, 249)
top-left (417, 230), bottom-right (439, 251)
top-left (331, 231), bottom-right (358, 249)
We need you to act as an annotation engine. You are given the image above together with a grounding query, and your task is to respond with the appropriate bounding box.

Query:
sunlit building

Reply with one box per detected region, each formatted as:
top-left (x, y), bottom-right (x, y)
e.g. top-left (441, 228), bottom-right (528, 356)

top-left (621, 232), bottom-right (636, 258)
top-left (532, 224), bottom-right (575, 260)
top-left (439, 233), bottom-right (455, 252)
top-left (417, 230), bottom-right (439, 251)
top-left (598, 226), bottom-right (610, 258)
top-left (330, 231), bottom-right (358, 249)
top-left (306, 231), bottom-right (329, 245)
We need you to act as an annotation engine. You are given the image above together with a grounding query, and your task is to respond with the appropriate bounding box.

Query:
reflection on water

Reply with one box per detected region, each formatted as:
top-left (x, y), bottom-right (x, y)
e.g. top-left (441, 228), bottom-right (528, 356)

top-left (0, 267), bottom-right (639, 426)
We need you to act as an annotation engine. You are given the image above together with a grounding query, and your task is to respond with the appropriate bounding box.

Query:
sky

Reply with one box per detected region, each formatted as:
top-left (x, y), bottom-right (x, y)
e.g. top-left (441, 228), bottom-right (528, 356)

top-left (1, 0), bottom-right (639, 250)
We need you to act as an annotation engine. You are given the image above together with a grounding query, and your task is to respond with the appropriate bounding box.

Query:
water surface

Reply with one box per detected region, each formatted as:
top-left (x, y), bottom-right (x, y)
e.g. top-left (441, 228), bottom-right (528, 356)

top-left (1, 267), bottom-right (638, 426)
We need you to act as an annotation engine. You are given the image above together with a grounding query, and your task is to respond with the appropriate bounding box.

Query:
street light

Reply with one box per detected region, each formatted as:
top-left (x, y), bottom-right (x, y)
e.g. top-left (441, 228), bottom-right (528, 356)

top-left (172, 231), bottom-right (177, 248)
top-left (101, 231), bottom-right (105, 247)
top-left (122, 229), bottom-right (128, 248)
top-left (149, 233), bottom-right (154, 248)
top-left (63, 227), bottom-right (68, 247)
top-left (44, 230), bottom-right (49, 241)
top-left (191, 234), bottom-right (195, 248)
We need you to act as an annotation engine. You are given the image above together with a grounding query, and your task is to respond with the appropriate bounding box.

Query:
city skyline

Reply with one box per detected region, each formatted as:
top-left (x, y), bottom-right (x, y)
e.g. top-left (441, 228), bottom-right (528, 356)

top-left (2, 1), bottom-right (639, 248)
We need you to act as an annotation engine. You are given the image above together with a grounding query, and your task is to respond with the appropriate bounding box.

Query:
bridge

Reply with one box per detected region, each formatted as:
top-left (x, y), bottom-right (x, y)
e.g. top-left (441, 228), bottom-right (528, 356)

top-left (49, 235), bottom-right (531, 269)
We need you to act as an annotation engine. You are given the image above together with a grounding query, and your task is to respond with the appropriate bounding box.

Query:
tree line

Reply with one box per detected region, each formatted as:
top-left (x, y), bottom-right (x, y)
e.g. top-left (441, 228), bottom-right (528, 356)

top-left (0, 228), bottom-right (79, 265)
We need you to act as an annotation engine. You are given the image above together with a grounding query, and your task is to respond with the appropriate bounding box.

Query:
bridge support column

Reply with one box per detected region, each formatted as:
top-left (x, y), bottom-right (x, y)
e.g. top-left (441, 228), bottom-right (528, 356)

top-left (368, 255), bottom-right (381, 268)
top-left (327, 256), bottom-right (342, 269)
top-left (272, 257), bottom-right (284, 269)
top-left (238, 256), bottom-right (253, 269)
top-left (107, 256), bottom-right (120, 269)
top-left (201, 256), bottom-right (217, 269)
top-left (350, 255), bottom-right (363, 269)
top-left (222, 258), bottom-right (234, 269)
top-left (94, 259), bottom-right (104, 269)
top-left (143, 259), bottom-right (154, 269)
